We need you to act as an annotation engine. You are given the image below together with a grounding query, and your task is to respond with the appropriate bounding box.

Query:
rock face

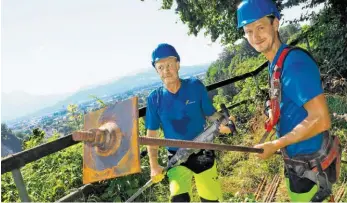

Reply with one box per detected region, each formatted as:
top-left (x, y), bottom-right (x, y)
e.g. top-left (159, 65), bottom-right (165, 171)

top-left (1, 124), bottom-right (22, 157)
top-left (1, 143), bottom-right (15, 157)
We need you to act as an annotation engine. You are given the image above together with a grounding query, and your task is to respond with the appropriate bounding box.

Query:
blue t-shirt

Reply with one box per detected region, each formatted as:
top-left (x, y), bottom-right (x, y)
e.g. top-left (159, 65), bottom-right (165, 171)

top-left (145, 77), bottom-right (216, 151)
top-left (269, 44), bottom-right (324, 158)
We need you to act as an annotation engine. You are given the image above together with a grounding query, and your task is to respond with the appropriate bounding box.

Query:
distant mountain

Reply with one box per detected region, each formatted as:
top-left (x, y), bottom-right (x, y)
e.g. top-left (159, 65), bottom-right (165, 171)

top-left (1, 91), bottom-right (70, 122)
top-left (2, 63), bottom-right (210, 124)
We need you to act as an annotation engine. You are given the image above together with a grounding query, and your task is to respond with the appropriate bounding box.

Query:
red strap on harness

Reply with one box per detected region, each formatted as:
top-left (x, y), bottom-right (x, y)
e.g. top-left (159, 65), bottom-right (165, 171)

top-left (265, 47), bottom-right (291, 132)
top-left (312, 136), bottom-right (341, 177)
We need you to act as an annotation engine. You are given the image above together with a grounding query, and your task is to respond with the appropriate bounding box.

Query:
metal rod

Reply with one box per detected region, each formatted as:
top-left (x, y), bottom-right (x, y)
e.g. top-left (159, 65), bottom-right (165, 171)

top-left (11, 168), bottom-right (31, 202)
top-left (126, 179), bottom-right (154, 202)
top-left (56, 184), bottom-right (92, 202)
top-left (139, 137), bottom-right (264, 154)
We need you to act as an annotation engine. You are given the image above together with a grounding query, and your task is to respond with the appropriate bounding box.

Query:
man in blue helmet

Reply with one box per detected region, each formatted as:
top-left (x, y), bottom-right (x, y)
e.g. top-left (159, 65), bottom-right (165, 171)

top-left (236, 0), bottom-right (341, 202)
top-left (145, 43), bottom-right (233, 202)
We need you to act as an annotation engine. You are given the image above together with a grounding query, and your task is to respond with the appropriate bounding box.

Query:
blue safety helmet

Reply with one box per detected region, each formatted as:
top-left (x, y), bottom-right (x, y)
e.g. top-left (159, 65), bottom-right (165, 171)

top-left (151, 43), bottom-right (180, 67)
top-left (237, 0), bottom-right (280, 28)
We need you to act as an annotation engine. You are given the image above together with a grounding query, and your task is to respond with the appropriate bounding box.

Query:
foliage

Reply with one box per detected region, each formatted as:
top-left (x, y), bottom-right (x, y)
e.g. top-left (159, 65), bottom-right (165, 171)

top-left (84, 144), bottom-right (170, 202)
top-left (1, 132), bottom-right (83, 202)
top-left (1, 105), bottom-right (85, 202)
top-left (279, 23), bottom-right (301, 43)
top-left (1, 123), bottom-right (22, 156)
top-left (89, 95), bottom-right (107, 108)
top-left (67, 104), bottom-right (84, 131)
top-left (23, 128), bottom-right (46, 150)
top-left (326, 94), bottom-right (347, 202)
top-left (306, 7), bottom-right (347, 77)
top-left (1, 123), bottom-right (12, 140)
top-left (159, 0), bottom-right (347, 45)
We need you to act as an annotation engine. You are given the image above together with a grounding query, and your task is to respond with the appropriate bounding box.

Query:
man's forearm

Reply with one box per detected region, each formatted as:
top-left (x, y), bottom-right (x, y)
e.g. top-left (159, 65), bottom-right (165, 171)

top-left (273, 114), bottom-right (331, 150)
top-left (148, 146), bottom-right (159, 167)
top-left (147, 130), bottom-right (160, 167)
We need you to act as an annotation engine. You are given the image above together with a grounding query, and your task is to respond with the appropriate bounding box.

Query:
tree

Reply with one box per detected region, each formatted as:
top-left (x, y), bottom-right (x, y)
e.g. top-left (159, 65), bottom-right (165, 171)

top-left (282, 0), bottom-right (347, 25)
top-left (305, 7), bottom-right (347, 77)
top-left (279, 23), bottom-right (301, 43)
top-left (156, 0), bottom-right (346, 78)
top-left (32, 128), bottom-right (45, 141)
top-left (158, 0), bottom-right (346, 44)
top-left (67, 104), bottom-right (83, 131)
top-left (1, 123), bottom-right (22, 155)
top-left (1, 123), bottom-right (11, 140)
top-left (23, 128), bottom-right (46, 150)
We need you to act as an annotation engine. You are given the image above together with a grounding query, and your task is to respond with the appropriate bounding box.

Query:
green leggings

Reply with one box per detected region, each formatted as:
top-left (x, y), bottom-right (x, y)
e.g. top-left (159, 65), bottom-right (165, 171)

top-left (285, 178), bottom-right (330, 202)
top-left (167, 160), bottom-right (223, 201)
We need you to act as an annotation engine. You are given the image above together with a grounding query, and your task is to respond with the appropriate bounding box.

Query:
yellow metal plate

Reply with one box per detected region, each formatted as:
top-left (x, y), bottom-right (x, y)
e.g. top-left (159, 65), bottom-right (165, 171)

top-left (82, 97), bottom-right (140, 184)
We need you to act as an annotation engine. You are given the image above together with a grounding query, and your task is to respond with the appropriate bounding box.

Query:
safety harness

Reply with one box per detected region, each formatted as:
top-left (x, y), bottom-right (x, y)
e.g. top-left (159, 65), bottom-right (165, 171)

top-left (266, 46), bottom-right (342, 202)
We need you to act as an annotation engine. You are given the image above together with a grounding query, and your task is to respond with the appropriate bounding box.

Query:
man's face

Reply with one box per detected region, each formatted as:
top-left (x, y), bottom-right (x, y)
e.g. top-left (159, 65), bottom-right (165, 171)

top-left (243, 16), bottom-right (279, 53)
top-left (155, 57), bottom-right (180, 85)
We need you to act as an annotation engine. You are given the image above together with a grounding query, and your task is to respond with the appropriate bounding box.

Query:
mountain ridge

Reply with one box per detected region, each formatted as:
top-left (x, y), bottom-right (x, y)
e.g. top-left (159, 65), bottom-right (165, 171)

top-left (2, 63), bottom-right (210, 124)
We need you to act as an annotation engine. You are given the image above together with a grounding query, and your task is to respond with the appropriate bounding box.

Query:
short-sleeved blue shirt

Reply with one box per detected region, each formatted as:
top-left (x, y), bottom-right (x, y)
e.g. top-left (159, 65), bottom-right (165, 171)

top-left (269, 44), bottom-right (324, 158)
top-left (145, 77), bottom-right (216, 151)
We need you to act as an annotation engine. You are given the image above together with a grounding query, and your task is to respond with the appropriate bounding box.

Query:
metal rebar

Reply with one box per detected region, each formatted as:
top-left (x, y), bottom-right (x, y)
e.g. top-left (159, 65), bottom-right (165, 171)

top-left (139, 137), bottom-right (264, 154)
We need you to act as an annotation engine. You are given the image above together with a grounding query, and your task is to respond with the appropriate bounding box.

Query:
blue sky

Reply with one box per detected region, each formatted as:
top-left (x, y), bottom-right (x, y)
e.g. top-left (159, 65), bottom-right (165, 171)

top-left (1, 0), bottom-right (322, 95)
